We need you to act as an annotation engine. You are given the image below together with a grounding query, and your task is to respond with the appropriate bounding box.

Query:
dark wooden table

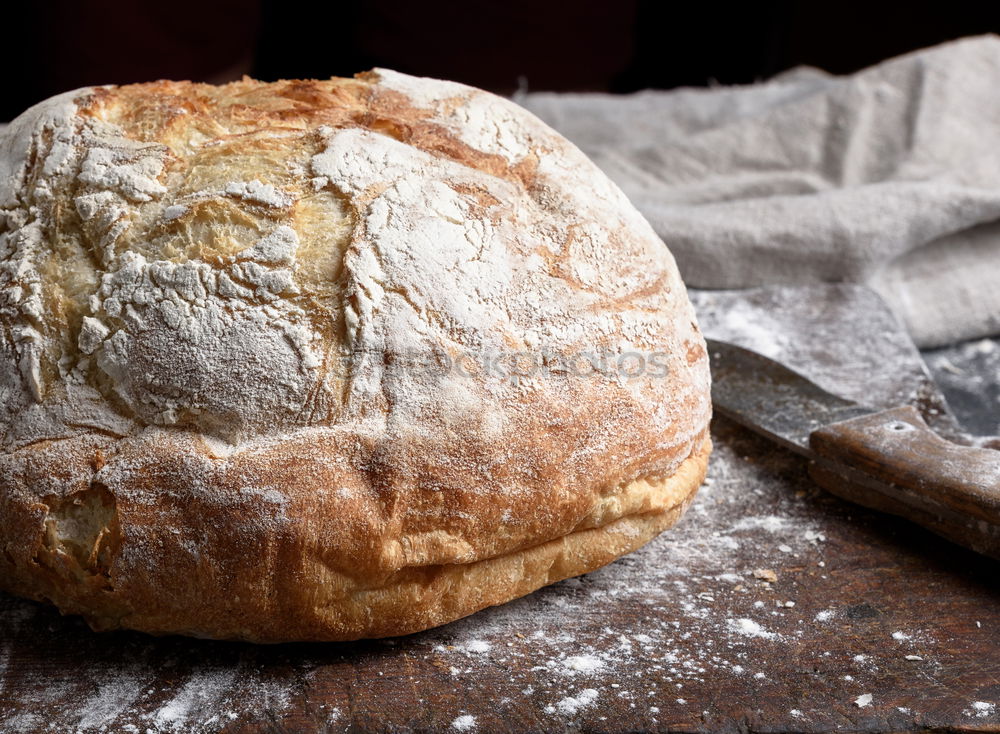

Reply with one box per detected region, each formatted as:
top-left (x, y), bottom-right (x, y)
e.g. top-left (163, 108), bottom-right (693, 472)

top-left (1, 286), bottom-right (997, 733)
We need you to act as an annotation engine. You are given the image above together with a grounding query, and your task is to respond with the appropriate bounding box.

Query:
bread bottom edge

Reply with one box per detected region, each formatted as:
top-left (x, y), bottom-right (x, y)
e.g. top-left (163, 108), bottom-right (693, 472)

top-left (215, 432), bottom-right (712, 642)
top-left (7, 433), bottom-right (712, 643)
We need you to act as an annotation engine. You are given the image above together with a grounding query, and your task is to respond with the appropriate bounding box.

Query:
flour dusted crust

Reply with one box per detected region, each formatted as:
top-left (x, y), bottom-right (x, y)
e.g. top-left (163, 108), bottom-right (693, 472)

top-left (0, 71), bottom-right (711, 642)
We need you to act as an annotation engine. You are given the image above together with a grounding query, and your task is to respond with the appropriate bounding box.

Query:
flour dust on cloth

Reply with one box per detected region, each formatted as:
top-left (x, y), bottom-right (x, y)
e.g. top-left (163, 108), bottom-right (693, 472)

top-left (520, 35), bottom-right (1000, 348)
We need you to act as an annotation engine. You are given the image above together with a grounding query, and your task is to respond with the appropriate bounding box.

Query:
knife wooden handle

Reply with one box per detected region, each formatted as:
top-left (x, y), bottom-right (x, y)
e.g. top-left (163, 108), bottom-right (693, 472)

top-left (808, 405), bottom-right (1000, 560)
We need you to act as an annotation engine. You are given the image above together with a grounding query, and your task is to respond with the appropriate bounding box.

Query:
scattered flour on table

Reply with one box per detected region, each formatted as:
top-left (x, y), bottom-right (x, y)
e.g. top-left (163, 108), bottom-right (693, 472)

top-left (0, 655), bottom-right (299, 733)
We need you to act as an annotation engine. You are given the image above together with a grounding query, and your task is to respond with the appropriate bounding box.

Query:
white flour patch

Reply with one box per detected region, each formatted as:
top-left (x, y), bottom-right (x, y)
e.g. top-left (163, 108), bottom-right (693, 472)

top-left (727, 618), bottom-right (778, 640)
top-left (75, 670), bottom-right (150, 731)
top-left (162, 204), bottom-right (188, 220)
top-left (224, 179), bottom-right (295, 208)
top-left (546, 688), bottom-right (599, 716)
top-left (147, 670), bottom-right (240, 732)
top-left (451, 713), bottom-right (477, 731)
top-left (2, 712), bottom-right (42, 732)
top-left (965, 701), bottom-right (996, 718)
top-left (699, 301), bottom-right (789, 359)
top-left (564, 655), bottom-right (604, 673)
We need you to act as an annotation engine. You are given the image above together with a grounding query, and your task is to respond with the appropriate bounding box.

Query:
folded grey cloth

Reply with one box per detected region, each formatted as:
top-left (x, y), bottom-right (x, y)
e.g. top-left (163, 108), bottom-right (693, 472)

top-left (519, 35), bottom-right (1000, 348)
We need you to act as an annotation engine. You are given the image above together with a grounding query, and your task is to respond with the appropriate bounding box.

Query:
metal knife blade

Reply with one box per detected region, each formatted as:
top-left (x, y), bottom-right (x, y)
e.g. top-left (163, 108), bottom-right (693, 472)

top-left (706, 338), bottom-right (872, 456)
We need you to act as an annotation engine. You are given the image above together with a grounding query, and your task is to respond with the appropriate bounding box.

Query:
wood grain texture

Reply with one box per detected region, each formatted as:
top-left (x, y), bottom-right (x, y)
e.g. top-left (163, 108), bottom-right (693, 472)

top-left (1, 416), bottom-right (998, 733)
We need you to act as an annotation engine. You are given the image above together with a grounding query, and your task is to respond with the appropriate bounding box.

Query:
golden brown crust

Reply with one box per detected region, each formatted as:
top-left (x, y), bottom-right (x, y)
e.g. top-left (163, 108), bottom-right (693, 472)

top-left (1, 432), bottom-right (709, 642)
top-left (0, 70), bottom-right (712, 641)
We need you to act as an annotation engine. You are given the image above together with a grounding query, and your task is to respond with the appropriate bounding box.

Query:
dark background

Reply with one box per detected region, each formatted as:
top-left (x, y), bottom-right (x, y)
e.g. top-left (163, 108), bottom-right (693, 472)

top-left (3, 1), bottom-right (998, 121)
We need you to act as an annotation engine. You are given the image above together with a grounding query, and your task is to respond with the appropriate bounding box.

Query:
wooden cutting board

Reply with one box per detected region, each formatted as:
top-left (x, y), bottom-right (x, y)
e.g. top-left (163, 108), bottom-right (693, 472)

top-left (1, 285), bottom-right (997, 733)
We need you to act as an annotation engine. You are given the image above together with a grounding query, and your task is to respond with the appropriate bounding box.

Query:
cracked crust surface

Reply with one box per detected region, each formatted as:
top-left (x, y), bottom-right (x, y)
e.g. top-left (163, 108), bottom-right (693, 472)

top-left (0, 71), bottom-right (711, 641)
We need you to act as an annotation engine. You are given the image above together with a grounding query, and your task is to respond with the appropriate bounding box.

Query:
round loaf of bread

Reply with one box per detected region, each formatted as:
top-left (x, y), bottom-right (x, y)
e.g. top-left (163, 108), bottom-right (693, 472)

top-left (0, 70), bottom-right (711, 642)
